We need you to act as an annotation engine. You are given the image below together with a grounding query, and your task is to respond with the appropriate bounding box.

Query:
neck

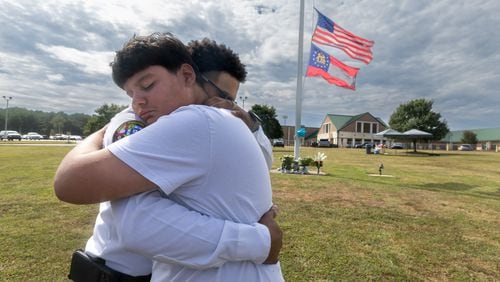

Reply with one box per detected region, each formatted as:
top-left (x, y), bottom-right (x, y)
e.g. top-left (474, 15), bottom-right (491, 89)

top-left (192, 84), bottom-right (209, 105)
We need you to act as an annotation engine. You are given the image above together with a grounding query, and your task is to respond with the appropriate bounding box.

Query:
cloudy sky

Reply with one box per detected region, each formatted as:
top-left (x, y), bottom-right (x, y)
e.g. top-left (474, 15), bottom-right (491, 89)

top-left (1, 0), bottom-right (499, 130)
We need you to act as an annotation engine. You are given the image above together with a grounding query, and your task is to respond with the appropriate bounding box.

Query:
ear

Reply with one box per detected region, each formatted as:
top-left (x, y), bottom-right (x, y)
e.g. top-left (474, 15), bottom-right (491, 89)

top-left (179, 63), bottom-right (197, 86)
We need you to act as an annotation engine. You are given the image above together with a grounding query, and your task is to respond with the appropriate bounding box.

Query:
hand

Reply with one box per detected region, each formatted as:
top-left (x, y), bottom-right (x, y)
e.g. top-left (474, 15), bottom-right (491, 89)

top-left (205, 97), bottom-right (256, 130)
top-left (258, 205), bottom-right (282, 264)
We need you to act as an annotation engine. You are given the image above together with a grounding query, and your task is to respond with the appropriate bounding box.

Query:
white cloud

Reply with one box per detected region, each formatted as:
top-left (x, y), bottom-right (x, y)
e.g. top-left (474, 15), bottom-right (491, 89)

top-left (47, 73), bottom-right (64, 82)
top-left (36, 44), bottom-right (114, 75)
top-left (1, 0), bottom-right (500, 130)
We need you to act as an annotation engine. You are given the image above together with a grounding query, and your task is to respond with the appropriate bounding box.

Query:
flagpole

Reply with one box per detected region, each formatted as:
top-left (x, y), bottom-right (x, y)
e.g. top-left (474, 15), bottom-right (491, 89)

top-left (294, 0), bottom-right (305, 160)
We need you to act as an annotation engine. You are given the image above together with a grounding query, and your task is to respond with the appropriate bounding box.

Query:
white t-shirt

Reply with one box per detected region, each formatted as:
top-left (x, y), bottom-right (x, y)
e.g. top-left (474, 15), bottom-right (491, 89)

top-left (85, 106), bottom-right (272, 276)
top-left (108, 105), bottom-right (284, 281)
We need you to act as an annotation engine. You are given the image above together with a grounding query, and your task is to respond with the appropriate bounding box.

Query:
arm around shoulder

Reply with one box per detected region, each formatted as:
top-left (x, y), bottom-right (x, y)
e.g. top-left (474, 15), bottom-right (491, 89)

top-left (114, 191), bottom-right (273, 268)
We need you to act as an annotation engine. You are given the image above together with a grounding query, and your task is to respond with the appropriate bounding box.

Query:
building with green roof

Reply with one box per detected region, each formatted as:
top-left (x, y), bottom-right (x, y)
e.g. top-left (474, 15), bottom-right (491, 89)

top-left (317, 112), bottom-right (388, 147)
top-left (441, 128), bottom-right (500, 151)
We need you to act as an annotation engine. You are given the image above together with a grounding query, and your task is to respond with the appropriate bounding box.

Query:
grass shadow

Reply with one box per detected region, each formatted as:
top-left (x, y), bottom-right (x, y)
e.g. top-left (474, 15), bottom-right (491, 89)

top-left (382, 151), bottom-right (441, 157)
top-left (417, 182), bottom-right (475, 191)
top-left (410, 182), bottom-right (500, 200)
top-left (477, 188), bottom-right (500, 198)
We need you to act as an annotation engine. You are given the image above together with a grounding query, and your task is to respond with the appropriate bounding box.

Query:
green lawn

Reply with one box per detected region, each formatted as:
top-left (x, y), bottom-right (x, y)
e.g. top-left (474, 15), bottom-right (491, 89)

top-left (0, 145), bottom-right (499, 281)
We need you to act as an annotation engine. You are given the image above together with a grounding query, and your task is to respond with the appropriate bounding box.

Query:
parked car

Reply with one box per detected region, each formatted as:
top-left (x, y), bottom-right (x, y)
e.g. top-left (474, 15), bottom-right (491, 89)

top-left (272, 139), bottom-right (285, 147)
top-left (51, 134), bottom-right (69, 140)
top-left (458, 144), bottom-right (473, 151)
top-left (23, 132), bottom-right (43, 140)
top-left (391, 142), bottom-right (404, 149)
top-left (318, 139), bottom-right (331, 147)
top-left (354, 142), bottom-right (373, 148)
top-left (0, 130), bottom-right (22, 141)
top-left (69, 135), bottom-right (83, 140)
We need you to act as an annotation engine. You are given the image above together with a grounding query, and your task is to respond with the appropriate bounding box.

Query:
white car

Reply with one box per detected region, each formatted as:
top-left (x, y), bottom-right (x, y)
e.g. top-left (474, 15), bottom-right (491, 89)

top-left (458, 144), bottom-right (473, 151)
top-left (318, 139), bottom-right (331, 147)
top-left (391, 142), bottom-right (404, 149)
top-left (23, 132), bottom-right (44, 140)
top-left (272, 139), bottom-right (285, 147)
top-left (50, 134), bottom-right (68, 140)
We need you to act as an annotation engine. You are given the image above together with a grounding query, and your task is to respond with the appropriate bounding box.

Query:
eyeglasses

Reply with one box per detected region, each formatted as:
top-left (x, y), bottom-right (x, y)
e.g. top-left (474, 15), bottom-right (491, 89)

top-left (200, 75), bottom-right (233, 101)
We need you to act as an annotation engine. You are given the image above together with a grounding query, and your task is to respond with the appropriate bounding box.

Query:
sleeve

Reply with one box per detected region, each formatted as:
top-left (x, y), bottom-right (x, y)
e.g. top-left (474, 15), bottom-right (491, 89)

top-left (107, 107), bottom-right (210, 195)
top-left (112, 191), bottom-right (271, 269)
top-left (253, 126), bottom-right (273, 170)
top-left (103, 106), bottom-right (144, 148)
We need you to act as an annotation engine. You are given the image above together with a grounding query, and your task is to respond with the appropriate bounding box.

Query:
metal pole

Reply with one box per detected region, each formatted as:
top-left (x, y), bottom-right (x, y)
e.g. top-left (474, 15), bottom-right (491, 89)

top-left (239, 96), bottom-right (248, 110)
top-left (287, 127), bottom-right (290, 146)
top-left (3, 96), bottom-right (12, 138)
top-left (294, 0), bottom-right (305, 159)
top-left (283, 115), bottom-right (288, 145)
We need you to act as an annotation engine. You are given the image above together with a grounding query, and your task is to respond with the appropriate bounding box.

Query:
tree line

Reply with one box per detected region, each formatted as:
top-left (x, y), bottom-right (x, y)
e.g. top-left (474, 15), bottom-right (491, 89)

top-left (0, 107), bottom-right (90, 136)
top-left (0, 105), bottom-right (126, 137)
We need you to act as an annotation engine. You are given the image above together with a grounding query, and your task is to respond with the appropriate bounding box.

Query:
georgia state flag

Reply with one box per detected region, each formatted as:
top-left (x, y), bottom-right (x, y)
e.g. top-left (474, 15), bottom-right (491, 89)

top-left (306, 43), bottom-right (359, 90)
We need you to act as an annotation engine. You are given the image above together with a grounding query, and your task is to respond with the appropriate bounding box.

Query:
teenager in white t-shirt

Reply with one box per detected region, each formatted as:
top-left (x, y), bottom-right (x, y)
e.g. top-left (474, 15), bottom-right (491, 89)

top-left (55, 33), bottom-right (283, 281)
top-left (85, 106), bottom-right (274, 277)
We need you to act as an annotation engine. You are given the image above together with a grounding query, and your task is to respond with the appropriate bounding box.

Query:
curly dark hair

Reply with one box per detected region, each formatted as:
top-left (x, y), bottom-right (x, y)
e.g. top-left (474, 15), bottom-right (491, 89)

top-left (187, 38), bottom-right (247, 83)
top-left (111, 32), bottom-right (197, 89)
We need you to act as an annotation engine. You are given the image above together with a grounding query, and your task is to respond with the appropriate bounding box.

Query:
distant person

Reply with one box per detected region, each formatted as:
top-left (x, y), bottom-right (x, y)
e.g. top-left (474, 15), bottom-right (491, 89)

top-left (54, 33), bottom-right (283, 281)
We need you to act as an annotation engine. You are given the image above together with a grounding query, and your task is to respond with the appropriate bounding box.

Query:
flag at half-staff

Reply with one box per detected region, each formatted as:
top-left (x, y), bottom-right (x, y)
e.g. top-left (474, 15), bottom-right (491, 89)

top-left (306, 43), bottom-right (359, 90)
top-left (311, 8), bottom-right (374, 65)
top-left (306, 8), bottom-right (374, 89)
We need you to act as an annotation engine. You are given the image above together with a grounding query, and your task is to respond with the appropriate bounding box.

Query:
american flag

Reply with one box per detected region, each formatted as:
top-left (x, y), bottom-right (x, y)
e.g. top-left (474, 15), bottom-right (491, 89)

top-left (311, 9), bottom-right (374, 65)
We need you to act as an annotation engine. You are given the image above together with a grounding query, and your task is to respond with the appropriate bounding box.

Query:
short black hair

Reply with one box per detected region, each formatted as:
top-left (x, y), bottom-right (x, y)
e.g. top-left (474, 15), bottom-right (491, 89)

top-left (187, 38), bottom-right (247, 83)
top-left (111, 32), bottom-right (197, 89)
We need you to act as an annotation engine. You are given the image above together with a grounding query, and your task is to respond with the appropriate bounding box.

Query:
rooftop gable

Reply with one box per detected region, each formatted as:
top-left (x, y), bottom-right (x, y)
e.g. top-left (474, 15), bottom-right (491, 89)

top-left (325, 112), bottom-right (387, 130)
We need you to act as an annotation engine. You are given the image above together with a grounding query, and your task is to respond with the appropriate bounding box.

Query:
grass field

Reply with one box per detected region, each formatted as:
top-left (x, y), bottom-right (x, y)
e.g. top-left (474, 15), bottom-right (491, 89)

top-left (0, 145), bottom-right (499, 281)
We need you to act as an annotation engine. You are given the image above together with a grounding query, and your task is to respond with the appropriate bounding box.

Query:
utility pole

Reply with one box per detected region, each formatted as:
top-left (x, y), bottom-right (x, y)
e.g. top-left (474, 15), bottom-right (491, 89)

top-left (239, 96), bottom-right (248, 110)
top-left (283, 115), bottom-right (288, 145)
top-left (2, 96), bottom-right (12, 138)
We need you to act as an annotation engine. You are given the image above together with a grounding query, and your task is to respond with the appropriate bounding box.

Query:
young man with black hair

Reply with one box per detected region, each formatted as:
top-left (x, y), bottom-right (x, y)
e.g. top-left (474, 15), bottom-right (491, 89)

top-left (188, 38), bottom-right (273, 168)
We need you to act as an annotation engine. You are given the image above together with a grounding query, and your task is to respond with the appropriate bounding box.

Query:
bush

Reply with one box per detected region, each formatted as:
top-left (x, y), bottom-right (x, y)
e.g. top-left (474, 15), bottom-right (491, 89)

top-left (280, 155), bottom-right (294, 171)
top-left (299, 157), bottom-right (314, 167)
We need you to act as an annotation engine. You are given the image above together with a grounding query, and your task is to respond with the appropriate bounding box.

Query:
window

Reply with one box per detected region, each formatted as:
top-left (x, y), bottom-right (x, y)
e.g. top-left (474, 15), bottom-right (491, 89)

top-left (363, 123), bottom-right (370, 133)
top-left (357, 121), bottom-right (380, 133)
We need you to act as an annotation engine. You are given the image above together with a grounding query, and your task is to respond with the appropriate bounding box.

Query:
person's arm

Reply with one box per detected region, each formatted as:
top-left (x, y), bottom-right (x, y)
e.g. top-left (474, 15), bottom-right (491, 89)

top-left (112, 191), bottom-right (281, 269)
top-left (205, 97), bottom-right (273, 169)
top-left (53, 127), bottom-right (156, 204)
top-left (252, 126), bottom-right (273, 169)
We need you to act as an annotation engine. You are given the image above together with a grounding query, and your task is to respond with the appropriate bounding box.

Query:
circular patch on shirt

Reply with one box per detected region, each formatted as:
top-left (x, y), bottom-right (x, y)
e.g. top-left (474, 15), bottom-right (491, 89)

top-left (112, 120), bottom-right (145, 142)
